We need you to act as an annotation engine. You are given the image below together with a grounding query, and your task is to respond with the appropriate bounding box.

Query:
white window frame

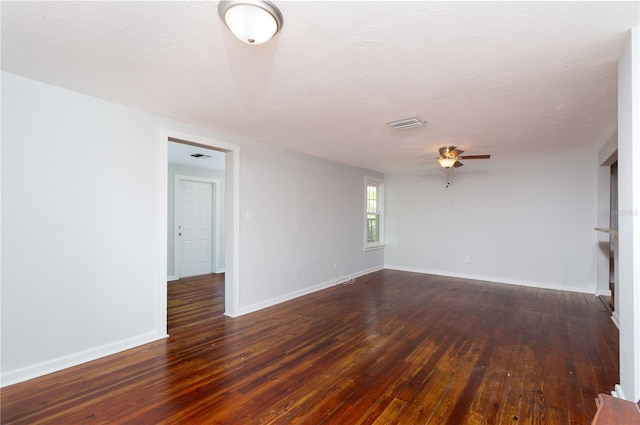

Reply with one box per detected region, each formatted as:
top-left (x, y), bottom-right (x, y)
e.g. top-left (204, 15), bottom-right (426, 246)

top-left (364, 176), bottom-right (385, 251)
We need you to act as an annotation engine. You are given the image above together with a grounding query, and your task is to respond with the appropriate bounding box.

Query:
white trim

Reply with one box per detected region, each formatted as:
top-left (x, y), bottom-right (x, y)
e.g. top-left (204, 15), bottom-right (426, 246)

top-left (1, 331), bottom-right (167, 387)
top-left (156, 129), bottom-right (169, 337)
top-left (384, 265), bottom-right (596, 295)
top-left (173, 175), bottom-right (221, 278)
top-left (158, 128), bottom-right (241, 320)
top-left (237, 266), bottom-right (384, 316)
top-left (612, 384), bottom-right (626, 399)
top-left (612, 311), bottom-right (620, 329)
top-left (596, 288), bottom-right (612, 297)
top-left (167, 275), bottom-right (179, 282)
top-left (365, 244), bottom-right (386, 252)
top-left (225, 145), bottom-right (241, 317)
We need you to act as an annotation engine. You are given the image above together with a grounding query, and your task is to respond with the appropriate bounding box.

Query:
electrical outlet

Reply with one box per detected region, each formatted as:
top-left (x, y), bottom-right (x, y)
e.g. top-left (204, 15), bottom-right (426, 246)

top-left (464, 256), bottom-right (471, 263)
top-left (333, 262), bottom-right (337, 270)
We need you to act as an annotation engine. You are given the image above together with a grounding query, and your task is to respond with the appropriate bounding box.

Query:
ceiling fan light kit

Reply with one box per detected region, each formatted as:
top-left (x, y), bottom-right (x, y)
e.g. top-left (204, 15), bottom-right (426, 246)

top-left (437, 157), bottom-right (458, 168)
top-left (218, 0), bottom-right (283, 45)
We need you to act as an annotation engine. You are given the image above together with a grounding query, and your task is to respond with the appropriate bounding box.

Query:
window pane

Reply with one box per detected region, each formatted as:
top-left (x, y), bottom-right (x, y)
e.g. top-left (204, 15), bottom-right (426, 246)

top-left (367, 214), bottom-right (379, 243)
top-left (367, 185), bottom-right (378, 213)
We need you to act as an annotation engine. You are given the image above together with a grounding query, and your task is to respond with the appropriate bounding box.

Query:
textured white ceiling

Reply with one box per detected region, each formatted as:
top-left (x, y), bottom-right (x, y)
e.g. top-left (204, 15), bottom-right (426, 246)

top-left (168, 141), bottom-right (226, 170)
top-left (2, 1), bottom-right (638, 173)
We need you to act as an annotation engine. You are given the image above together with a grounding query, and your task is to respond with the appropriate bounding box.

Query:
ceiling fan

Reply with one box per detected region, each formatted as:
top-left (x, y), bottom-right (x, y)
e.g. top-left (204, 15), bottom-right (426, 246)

top-left (437, 146), bottom-right (491, 168)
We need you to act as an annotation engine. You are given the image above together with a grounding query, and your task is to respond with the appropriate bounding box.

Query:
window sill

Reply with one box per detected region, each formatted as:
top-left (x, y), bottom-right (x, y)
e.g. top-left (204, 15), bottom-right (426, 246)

top-left (364, 244), bottom-right (386, 252)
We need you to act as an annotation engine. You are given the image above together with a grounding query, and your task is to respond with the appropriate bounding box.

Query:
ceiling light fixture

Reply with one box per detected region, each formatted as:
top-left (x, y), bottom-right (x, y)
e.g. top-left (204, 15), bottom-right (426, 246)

top-left (437, 157), bottom-right (457, 168)
top-left (218, 0), bottom-right (283, 45)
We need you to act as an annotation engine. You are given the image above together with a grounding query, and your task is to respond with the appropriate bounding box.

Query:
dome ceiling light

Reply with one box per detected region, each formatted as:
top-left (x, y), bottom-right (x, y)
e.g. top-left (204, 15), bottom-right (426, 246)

top-left (218, 1), bottom-right (283, 45)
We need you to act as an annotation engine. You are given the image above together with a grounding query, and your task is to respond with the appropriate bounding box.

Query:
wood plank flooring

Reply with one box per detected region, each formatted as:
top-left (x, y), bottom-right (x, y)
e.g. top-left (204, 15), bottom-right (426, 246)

top-left (1, 270), bottom-right (619, 424)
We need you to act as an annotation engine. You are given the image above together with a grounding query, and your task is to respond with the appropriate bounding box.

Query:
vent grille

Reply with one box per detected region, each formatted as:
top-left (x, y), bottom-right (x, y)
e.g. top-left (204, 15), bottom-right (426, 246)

top-left (387, 115), bottom-right (426, 130)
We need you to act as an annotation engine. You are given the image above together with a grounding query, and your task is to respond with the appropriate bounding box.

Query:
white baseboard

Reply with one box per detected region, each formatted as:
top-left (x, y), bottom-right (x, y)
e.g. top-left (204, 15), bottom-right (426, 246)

top-left (596, 288), bottom-right (612, 296)
top-left (612, 383), bottom-right (626, 399)
top-left (0, 331), bottom-right (168, 388)
top-left (611, 312), bottom-right (620, 329)
top-left (384, 265), bottom-right (596, 295)
top-left (237, 265), bottom-right (384, 316)
top-left (168, 271), bottom-right (224, 281)
top-left (335, 266), bottom-right (384, 285)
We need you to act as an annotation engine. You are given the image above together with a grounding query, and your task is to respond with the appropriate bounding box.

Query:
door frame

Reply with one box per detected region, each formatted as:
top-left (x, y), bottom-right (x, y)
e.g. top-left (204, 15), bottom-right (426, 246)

top-left (174, 175), bottom-right (221, 278)
top-left (157, 128), bottom-right (241, 336)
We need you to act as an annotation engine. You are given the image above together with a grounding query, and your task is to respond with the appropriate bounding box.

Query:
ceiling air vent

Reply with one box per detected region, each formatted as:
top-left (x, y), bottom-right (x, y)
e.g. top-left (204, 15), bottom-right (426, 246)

top-left (191, 153), bottom-right (211, 158)
top-left (387, 115), bottom-right (426, 130)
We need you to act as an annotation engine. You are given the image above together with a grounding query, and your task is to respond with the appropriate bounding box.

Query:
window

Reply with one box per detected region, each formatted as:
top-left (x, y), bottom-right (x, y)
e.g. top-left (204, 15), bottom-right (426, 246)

top-left (365, 176), bottom-right (384, 250)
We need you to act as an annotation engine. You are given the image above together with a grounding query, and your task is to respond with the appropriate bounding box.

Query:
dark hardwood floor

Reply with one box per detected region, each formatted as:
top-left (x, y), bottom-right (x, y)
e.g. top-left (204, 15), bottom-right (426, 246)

top-left (1, 270), bottom-right (619, 424)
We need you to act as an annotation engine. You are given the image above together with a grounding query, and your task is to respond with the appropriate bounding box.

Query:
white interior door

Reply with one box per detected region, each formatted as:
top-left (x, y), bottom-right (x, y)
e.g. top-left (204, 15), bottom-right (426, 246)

top-left (177, 180), bottom-right (213, 277)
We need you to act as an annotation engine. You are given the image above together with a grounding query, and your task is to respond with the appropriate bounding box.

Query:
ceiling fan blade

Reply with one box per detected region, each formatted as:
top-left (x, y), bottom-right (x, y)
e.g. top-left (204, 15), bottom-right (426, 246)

top-left (453, 161), bottom-right (464, 168)
top-left (458, 154), bottom-right (491, 159)
top-left (439, 146), bottom-right (455, 156)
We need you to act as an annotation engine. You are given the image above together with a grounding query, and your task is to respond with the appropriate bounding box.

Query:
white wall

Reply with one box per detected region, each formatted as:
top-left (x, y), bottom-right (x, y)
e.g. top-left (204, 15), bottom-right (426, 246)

top-left (0, 72), bottom-right (383, 385)
top-left (616, 27), bottom-right (640, 403)
top-left (2, 72), bottom-right (166, 385)
top-left (237, 140), bottom-right (384, 313)
top-left (167, 164), bottom-right (226, 277)
top-left (385, 152), bottom-right (599, 293)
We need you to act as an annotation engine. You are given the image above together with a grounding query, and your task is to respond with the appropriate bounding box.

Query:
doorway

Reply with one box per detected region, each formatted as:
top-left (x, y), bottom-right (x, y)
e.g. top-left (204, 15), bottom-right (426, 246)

top-left (609, 161), bottom-right (618, 308)
top-left (168, 141), bottom-right (225, 279)
top-left (157, 129), bottom-right (240, 335)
